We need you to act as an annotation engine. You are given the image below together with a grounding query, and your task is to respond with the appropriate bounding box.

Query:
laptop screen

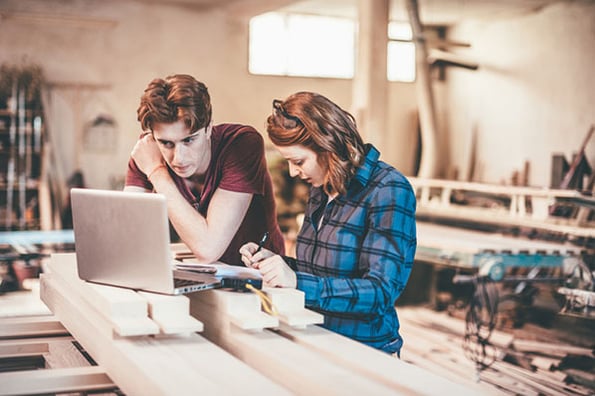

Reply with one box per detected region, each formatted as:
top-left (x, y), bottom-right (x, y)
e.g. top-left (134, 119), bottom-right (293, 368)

top-left (71, 188), bottom-right (177, 293)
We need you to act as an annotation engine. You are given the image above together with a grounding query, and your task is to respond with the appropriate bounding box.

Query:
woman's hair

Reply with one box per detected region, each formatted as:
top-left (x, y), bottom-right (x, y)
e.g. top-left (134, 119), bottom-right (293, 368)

top-left (266, 92), bottom-right (365, 196)
top-left (137, 74), bottom-right (212, 133)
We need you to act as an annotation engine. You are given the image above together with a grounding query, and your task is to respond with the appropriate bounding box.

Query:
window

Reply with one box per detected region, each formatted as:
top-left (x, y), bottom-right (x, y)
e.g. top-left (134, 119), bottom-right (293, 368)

top-left (387, 22), bottom-right (416, 82)
top-left (249, 12), bottom-right (355, 79)
top-left (249, 13), bottom-right (415, 83)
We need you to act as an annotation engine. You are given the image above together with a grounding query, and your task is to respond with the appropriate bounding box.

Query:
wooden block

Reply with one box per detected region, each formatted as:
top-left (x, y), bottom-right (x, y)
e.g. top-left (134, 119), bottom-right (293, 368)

top-left (137, 291), bottom-right (204, 334)
top-left (263, 287), bottom-right (324, 328)
top-left (191, 289), bottom-right (278, 330)
top-left (0, 366), bottom-right (115, 396)
top-left (45, 339), bottom-right (94, 369)
top-left (40, 274), bottom-right (289, 395)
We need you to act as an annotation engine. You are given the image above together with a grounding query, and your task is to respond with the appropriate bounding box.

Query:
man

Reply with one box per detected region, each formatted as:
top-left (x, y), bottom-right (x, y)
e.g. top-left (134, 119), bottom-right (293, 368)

top-left (125, 74), bottom-right (284, 265)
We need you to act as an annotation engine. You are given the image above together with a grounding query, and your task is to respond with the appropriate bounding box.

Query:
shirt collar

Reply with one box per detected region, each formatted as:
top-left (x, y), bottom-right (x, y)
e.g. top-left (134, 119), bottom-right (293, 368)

top-left (310, 144), bottom-right (379, 202)
top-left (348, 144), bottom-right (379, 193)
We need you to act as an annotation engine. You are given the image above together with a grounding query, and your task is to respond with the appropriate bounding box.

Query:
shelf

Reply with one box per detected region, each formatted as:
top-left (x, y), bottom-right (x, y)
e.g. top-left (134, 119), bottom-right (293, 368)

top-left (0, 109), bottom-right (41, 117)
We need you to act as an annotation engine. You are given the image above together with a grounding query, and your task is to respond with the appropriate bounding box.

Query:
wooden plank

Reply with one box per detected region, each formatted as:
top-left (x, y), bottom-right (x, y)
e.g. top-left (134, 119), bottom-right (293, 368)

top-left (40, 273), bottom-right (289, 395)
top-left (530, 355), bottom-right (559, 371)
top-left (190, 292), bottom-right (416, 395)
top-left (0, 283), bottom-right (52, 318)
top-left (0, 336), bottom-right (93, 371)
top-left (0, 315), bottom-right (68, 339)
top-left (512, 338), bottom-right (594, 357)
top-left (0, 339), bottom-right (49, 358)
top-left (0, 366), bottom-right (115, 396)
top-left (48, 253), bottom-right (160, 337)
top-left (279, 323), bottom-right (486, 395)
top-left (399, 305), bottom-right (515, 348)
top-left (491, 360), bottom-right (570, 396)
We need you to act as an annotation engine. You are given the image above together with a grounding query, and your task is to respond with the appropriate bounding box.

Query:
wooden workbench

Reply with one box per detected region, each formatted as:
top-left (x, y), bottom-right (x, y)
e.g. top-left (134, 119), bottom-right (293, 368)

top-left (0, 253), bottom-right (481, 395)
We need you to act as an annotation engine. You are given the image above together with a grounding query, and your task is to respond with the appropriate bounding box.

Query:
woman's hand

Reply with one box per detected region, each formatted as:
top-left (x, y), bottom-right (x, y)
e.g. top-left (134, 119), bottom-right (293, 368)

top-left (131, 133), bottom-right (164, 177)
top-left (239, 242), bottom-right (275, 268)
top-left (239, 243), bottom-right (297, 288)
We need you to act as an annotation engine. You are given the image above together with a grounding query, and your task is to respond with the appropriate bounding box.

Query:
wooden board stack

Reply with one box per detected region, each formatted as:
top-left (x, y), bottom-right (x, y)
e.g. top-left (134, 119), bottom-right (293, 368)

top-left (3, 252), bottom-right (479, 395)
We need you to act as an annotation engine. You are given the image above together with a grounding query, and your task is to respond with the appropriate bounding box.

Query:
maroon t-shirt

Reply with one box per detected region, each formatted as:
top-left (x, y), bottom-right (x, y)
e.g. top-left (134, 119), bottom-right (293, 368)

top-left (125, 123), bottom-right (285, 265)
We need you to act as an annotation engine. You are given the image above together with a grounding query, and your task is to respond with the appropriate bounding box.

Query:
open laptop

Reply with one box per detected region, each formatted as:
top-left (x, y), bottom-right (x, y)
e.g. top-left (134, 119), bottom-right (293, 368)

top-left (70, 188), bottom-right (262, 295)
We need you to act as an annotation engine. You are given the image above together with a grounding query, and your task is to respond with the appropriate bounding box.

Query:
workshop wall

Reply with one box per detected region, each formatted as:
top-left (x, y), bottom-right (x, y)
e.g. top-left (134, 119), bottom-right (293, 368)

top-left (446, 1), bottom-right (595, 187)
top-left (0, 1), bottom-right (592, 193)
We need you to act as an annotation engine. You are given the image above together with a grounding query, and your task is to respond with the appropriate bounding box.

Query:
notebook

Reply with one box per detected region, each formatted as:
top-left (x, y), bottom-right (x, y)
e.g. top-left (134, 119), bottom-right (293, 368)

top-left (70, 188), bottom-right (262, 295)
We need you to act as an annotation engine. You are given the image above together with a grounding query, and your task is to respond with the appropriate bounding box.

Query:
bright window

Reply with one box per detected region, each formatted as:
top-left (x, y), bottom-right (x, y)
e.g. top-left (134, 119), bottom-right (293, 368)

top-left (249, 13), bottom-right (415, 82)
top-left (387, 22), bottom-right (416, 82)
top-left (249, 12), bottom-right (355, 79)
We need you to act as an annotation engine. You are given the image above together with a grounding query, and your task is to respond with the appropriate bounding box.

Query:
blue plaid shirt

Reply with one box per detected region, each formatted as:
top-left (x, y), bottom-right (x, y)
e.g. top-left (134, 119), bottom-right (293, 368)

top-left (290, 144), bottom-right (417, 353)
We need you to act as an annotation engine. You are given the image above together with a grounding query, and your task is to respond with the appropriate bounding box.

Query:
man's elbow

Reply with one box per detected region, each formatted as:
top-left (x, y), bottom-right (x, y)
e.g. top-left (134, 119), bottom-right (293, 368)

top-left (188, 244), bottom-right (224, 264)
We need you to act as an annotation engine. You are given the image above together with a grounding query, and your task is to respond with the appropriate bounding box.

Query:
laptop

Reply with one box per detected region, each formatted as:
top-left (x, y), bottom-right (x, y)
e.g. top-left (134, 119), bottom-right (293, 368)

top-left (70, 188), bottom-right (262, 295)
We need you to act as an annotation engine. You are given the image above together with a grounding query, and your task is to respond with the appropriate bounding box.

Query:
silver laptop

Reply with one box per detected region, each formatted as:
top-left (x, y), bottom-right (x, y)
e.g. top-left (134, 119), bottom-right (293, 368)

top-left (70, 188), bottom-right (261, 295)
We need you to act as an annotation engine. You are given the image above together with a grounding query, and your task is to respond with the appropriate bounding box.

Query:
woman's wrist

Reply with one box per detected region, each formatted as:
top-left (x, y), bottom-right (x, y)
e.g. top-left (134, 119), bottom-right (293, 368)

top-left (147, 164), bottom-right (167, 181)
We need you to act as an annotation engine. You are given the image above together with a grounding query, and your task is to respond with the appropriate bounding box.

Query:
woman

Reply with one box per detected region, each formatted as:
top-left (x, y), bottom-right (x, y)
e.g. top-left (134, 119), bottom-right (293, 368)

top-left (240, 92), bottom-right (417, 356)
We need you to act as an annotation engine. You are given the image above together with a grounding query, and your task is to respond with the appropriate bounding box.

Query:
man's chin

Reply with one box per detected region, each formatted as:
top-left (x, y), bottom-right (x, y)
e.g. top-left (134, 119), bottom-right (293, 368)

top-left (173, 167), bottom-right (193, 178)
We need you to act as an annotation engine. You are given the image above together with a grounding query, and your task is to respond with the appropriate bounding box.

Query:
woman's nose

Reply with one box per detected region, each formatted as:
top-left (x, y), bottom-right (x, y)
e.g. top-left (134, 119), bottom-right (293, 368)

top-left (288, 163), bottom-right (299, 178)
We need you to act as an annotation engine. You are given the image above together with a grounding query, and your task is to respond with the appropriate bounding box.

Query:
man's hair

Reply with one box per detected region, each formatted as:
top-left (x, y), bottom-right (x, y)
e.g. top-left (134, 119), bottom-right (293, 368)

top-left (266, 92), bottom-right (365, 196)
top-left (137, 74), bottom-right (212, 133)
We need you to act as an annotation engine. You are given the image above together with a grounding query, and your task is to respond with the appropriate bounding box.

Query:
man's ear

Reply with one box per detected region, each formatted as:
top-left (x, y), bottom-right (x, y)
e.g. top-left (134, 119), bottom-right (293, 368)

top-left (205, 123), bottom-right (213, 139)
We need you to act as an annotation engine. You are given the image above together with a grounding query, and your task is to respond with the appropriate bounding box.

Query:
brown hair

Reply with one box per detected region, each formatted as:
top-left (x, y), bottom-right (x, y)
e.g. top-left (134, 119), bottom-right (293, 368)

top-left (267, 92), bottom-right (365, 196)
top-left (137, 74), bottom-right (212, 133)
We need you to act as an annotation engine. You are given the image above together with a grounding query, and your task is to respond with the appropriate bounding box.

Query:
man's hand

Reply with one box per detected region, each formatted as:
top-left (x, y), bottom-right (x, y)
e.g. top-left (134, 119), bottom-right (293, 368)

top-left (131, 133), bottom-right (164, 177)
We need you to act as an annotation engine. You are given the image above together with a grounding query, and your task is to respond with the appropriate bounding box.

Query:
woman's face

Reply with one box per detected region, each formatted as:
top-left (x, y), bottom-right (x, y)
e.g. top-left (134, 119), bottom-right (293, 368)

top-left (274, 144), bottom-right (327, 187)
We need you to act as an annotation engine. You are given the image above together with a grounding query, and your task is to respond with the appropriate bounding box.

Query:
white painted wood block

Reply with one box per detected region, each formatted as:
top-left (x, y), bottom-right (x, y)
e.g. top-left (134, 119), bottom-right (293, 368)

top-left (137, 291), bottom-right (204, 334)
top-left (190, 289), bottom-right (279, 330)
top-left (262, 287), bottom-right (324, 328)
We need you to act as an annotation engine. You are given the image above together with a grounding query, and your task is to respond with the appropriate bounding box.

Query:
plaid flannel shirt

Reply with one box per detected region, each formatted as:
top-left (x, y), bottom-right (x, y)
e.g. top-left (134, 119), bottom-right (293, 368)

top-left (290, 144), bottom-right (417, 353)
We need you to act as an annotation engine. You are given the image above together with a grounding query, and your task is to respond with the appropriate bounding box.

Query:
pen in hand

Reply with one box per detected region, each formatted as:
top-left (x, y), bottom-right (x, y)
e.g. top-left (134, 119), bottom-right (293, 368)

top-left (256, 231), bottom-right (269, 253)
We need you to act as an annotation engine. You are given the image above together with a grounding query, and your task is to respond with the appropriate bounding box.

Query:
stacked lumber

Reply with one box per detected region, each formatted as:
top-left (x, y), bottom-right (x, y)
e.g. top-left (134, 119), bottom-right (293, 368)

top-left (20, 252), bottom-right (480, 395)
top-left (34, 253), bottom-right (289, 395)
top-left (398, 306), bottom-right (594, 395)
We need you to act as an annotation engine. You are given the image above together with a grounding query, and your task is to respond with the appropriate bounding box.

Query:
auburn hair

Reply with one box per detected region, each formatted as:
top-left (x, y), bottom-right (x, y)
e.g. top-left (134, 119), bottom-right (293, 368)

top-left (137, 74), bottom-right (212, 133)
top-left (267, 92), bottom-right (365, 195)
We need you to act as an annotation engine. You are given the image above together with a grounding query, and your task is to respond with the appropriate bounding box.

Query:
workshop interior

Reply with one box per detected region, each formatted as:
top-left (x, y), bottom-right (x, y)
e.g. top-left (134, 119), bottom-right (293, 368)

top-left (0, 0), bottom-right (593, 395)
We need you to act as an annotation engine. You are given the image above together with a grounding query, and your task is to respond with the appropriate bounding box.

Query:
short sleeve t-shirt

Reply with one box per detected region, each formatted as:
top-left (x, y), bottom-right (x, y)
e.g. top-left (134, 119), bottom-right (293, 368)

top-left (125, 123), bottom-right (285, 265)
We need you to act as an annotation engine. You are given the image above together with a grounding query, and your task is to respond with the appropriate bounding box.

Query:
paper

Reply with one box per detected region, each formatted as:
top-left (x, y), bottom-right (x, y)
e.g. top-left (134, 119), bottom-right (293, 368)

top-left (175, 261), bottom-right (262, 279)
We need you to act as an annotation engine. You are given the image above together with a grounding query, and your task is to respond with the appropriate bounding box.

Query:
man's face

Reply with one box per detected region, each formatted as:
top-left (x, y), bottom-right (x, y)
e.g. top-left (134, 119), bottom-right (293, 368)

top-left (152, 119), bottom-right (211, 178)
